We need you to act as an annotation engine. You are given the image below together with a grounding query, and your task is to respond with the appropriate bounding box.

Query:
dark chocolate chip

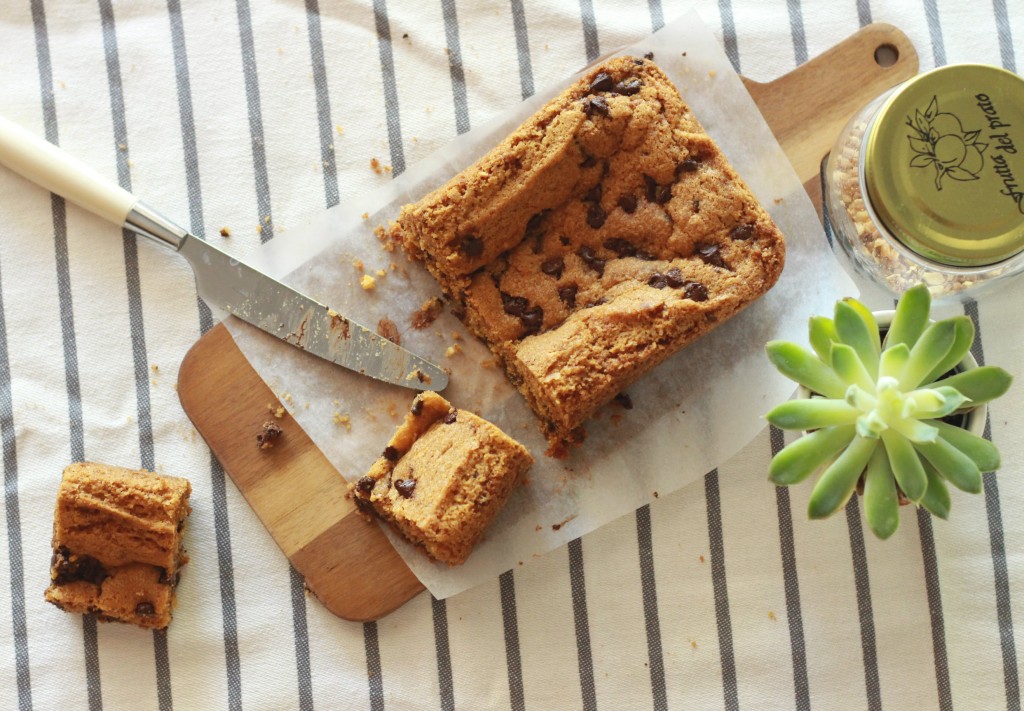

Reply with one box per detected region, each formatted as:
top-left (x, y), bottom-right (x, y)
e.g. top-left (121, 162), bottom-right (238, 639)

top-left (586, 203), bottom-right (606, 229)
top-left (647, 272), bottom-right (668, 289)
top-left (643, 174), bottom-right (659, 202)
top-left (540, 257), bottom-right (565, 279)
top-left (500, 292), bottom-right (529, 317)
top-left (613, 392), bottom-right (634, 409)
top-left (730, 223), bottom-right (755, 240)
top-left (655, 184), bottom-right (672, 204)
top-left (526, 211), bottom-right (548, 235)
top-left (353, 496), bottom-right (375, 516)
top-left (460, 235), bottom-right (484, 257)
top-left (604, 238), bottom-right (637, 257)
top-left (677, 159), bottom-right (699, 174)
top-left (636, 249), bottom-right (657, 261)
top-left (411, 398), bottom-right (424, 416)
top-left (692, 199), bottom-right (701, 213)
top-left (665, 268), bottom-right (686, 288)
top-left (558, 284), bottom-right (578, 308)
top-left (135, 602), bottom-right (156, 617)
top-left (578, 246), bottom-right (606, 276)
top-left (580, 154), bottom-right (597, 168)
top-left (643, 51), bottom-right (654, 60)
top-left (684, 281), bottom-right (709, 301)
top-left (357, 476), bottom-right (376, 493)
top-left (559, 236), bottom-right (570, 246)
top-left (590, 72), bottom-right (614, 92)
top-left (157, 568), bottom-right (180, 586)
top-left (697, 243), bottom-right (726, 269)
top-left (394, 479), bottom-right (416, 498)
top-left (444, 410), bottom-right (458, 424)
top-left (583, 95), bottom-right (609, 116)
top-left (613, 77), bottom-right (642, 95)
top-left (521, 306), bottom-right (544, 335)
top-left (52, 550), bottom-right (109, 587)
top-left (584, 184), bottom-right (602, 204)
top-left (618, 194), bottom-right (637, 213)
top-left (383, 446), bottom-right (399, 462)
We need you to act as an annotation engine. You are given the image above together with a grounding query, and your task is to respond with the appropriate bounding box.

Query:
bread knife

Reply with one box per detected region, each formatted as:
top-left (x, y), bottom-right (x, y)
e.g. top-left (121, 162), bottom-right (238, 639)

top-left (0, 116), bottom-right (447, 392)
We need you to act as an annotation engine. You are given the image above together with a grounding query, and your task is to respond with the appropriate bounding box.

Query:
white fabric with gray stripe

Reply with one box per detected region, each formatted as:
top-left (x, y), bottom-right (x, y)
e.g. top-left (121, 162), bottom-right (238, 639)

top-left (0, 1), bottom-right (1021, 710)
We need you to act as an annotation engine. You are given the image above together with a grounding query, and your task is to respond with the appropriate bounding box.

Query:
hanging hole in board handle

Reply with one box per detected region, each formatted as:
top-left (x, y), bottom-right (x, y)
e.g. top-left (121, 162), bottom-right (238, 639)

top-left (874, 43), bottom-right (899, 67)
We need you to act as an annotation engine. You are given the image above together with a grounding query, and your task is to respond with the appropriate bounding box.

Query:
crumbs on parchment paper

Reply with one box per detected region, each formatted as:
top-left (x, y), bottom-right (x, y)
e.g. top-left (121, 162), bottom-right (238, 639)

top-left (410, 297), bottom-right (443, 329)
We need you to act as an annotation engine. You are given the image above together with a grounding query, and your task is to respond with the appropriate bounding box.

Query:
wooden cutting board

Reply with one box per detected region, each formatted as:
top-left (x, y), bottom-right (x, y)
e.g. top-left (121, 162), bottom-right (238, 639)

top-left (178, 23), bottom-right (919, 622)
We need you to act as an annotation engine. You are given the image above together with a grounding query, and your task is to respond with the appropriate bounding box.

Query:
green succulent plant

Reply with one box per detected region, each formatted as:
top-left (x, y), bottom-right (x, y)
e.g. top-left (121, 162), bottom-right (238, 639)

top-left (764, 283), bottom-right (1013, 539)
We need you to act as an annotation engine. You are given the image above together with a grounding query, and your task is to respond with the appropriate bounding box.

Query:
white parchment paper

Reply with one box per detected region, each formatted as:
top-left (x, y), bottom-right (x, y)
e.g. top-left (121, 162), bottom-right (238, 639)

top-left (225, 9), bottom-right (855, 599)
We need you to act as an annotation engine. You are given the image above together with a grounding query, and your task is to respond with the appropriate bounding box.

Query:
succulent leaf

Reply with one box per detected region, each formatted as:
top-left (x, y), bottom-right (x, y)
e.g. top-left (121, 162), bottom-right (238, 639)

top-left (931, 420), bottom-right (1000, 471)
top-left (768, 425), bottom-right (856, 486)
top-left (766, 399), bottom-right (861, 430)
top-left (919, 461), bottom-right (951, 520)
top-left (914, 437), bottom-right (983, 493)
top-left (885, 283), bottom-right (931, 349)
top-left (836, 300), bottom-right (880, 378)
top-left (931, 366), bottom-right (1012, 405)
top-left (843, 298), bottom-right (882, 353)
top-left (881, 429), bottom-right (928, 502)
top-left (902, 386), bottom-right (970, 419)
top-left (808, 436), bottom-right (878, 519)
top-left (879, 344), bottom-right (910, 380)
top-left (889, 415), bottom-right (940, 443)
top-left (920, 317), bottom-right (975, 385)
top-left (809, 316), bottom-right (838, 366)
top-left (863, 446), bottom-right (899, 539)
top-left (831, 343), bottom-right (876, 393)
top-left (765, 341), bottom-right (847, 399)
top-left (901, 320), bottom-right (957, 390)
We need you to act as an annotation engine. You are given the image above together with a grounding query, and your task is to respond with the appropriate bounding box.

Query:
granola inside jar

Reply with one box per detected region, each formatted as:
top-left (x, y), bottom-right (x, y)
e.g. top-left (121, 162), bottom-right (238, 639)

top-left (823, 64), bottom-right (1024, 298)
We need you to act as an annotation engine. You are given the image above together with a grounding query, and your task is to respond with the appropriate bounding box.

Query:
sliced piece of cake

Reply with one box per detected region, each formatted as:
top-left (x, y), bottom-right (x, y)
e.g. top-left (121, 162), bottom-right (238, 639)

top-left (351, 392), bottom-right (532, 565)
top-left (394, 56), bottom-right (785, 455)
top-left (44, 462), bottom-right (192, 630)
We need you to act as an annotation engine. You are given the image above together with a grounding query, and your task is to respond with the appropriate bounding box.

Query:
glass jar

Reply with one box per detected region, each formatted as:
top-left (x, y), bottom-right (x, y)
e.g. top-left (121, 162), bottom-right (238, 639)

top-left (823, 64), bottom-right (1024, 298)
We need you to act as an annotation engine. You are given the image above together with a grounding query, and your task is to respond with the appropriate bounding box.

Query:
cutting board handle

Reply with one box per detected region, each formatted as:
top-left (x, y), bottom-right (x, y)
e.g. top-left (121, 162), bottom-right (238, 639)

top-left (743, 22), bottom-right (919, 188)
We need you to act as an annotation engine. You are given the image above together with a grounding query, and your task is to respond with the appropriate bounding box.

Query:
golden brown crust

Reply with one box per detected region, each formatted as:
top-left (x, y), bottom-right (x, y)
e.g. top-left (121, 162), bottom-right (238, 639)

top-left (395, 56), bottom-right (785, 452)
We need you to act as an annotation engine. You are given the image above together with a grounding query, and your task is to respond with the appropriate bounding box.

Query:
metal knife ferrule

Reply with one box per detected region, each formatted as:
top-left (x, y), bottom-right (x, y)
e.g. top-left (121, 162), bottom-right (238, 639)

top-left (125, 201), bottom-right (188, 251)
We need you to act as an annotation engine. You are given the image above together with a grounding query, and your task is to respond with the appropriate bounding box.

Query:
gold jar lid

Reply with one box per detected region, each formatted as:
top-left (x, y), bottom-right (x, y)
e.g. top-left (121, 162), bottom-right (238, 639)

top-left (864, 64), bottom-right (1024, 267)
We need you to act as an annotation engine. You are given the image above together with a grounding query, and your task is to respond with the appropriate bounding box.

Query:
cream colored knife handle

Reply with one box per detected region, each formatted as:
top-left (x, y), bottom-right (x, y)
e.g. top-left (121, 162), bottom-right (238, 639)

top-left (0, 115), bottom-right (136, 226)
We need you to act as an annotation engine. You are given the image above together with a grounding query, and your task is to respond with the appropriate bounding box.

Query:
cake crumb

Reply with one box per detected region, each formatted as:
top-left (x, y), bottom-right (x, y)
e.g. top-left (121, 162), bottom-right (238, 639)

top-left (333, 413), bottom-right (352, 431)
top-left (480, 358), bottom-right (499, 369)
top-left (376, 269), bottom-right (386, 277)
top-left (652, 491), bottom-right (659, 498)
top-left (411, 297), bottom-right (443, 329)
top-left (335, 124), bottom-right (344, 135)
top-left (257, 421), bottom-right (283, 449)
top-left (691, 640), bottom-right (698, 649)
top-left (150, 364), bottom-right (159, 373)
top-left (768, 611), bottom-right (777, 622)
top-left (386, 402), bottom-right (398, 419)
top-left (551, 514), bottom-right (576, 531)
top-left (267, 403), bottom-right (286, 419)
top-left (534, 525), bottom-right (542, 532)
top-left (708, 70), bottom-right (716, 78)
top-left (219, 226), bottom-right (231, 237)
top-left (370, 158), bottom-right (384, 174)
top-left (361, 212), bottom-right (369, 220)
top-left (444, 343), bottom-right (462, 358)
top-left (352, 258), bottom-right (364, 272)
top-left (377, 318), bottom-right (401, 345)
top-left (256, 224), bottom-right (263, 235)
top-left (263, 215), bottom-right (271, 224)
top-left (699, 555), bottom-right (705, 564)
top-left (360, 274), bottom-right (376, 291)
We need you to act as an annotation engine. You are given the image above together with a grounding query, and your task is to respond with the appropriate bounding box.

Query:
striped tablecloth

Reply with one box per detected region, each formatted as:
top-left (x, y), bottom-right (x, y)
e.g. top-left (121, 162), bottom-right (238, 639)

top-left (0, 1), bottom-right (1021, 710)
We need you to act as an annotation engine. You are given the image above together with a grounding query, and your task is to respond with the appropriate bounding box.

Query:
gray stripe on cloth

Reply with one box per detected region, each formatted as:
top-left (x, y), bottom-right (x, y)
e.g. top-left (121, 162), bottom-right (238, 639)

top-left (0, 254), bottom-right (31, 711)
top-left (635, 506), bottom-right (667, 711)
top-left (770, 426), bottom-right (810, 711)
top-left (844, 498), bottom-right (881, 711)
top-left (165, 4), bottom-right (243, 704)
top-left (31, 1), bottom-right (100, 706)
top-left (993, 1), bottom-right (1016, 80)
top-left (578, 0), bottom-right (599, 62)
top-left (568, 538), bottom-right (597, 711)
top-left (916, 508), bottom-right (952, 711)
top-left (499, 571), bottom-right (525, 711)
top-left (432, 597), bottom-right (456, 711)
top-left (98, 0), bottom-right (171, 706)
top-left (857, 0), bottom-right (872, 26)
top-left (305, 0), bottom-right (339, 208)
top-left (705, 471), bottom-right (738, 711)
top-left (441, 0), bottom-right (470, 136)
top-left (786, 0), bottom-right (808, 64)
top-left (648, 0), bottom-right (664, 31)
top-left (364, 621), bottom-right (385, 711)
top-left (717, 0), bottom-right (740, 73)
top-left (922, 0), bottom-right (946, 66)
top-left (234, 0), bottom-right (274, 242)
top-left (964, 299), bottom-right (1020, 711)
top-left (289, 567), bottom-right (314, 711)
top-left (509, 0), bottom-right (534, 100)
top-left (373, 0), bottom-right (405, 176)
